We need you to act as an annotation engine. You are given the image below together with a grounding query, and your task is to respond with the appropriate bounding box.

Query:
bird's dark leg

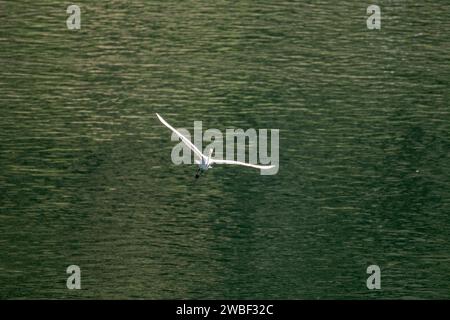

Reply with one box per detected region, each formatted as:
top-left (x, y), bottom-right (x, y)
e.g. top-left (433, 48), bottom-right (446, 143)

top-left (195, 167), bottom-right (200, 179)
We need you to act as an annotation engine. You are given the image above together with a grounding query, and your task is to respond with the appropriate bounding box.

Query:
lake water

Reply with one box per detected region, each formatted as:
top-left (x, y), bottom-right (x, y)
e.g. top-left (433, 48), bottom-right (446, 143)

top-left (1, 0), bottom-right (449, 299)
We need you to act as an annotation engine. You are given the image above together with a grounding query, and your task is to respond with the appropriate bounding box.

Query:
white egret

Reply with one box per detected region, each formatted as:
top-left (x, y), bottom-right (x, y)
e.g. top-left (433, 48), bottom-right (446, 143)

top-left (156, 113), bottom-right (274, 178)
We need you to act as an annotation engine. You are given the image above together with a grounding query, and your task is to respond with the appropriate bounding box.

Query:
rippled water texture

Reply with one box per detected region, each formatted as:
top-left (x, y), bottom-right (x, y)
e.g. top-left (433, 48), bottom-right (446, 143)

top-left (1, 0), bottom-right (449, 299)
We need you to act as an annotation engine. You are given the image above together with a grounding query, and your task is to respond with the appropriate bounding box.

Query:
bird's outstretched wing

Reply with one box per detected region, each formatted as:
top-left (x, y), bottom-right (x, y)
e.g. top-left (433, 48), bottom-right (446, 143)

top-left (156, 113), bottom-right (205, 160)
top-left (211, 159), bottom-right (275, 170)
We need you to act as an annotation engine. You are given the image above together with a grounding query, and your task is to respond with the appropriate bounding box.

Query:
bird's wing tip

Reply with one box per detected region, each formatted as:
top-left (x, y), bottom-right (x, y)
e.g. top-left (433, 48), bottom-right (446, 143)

top-left (156, 113), bottom-right (165, 123)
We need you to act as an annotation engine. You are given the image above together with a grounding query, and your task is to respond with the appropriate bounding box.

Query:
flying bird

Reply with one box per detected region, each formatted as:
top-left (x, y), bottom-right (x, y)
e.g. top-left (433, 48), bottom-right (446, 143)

top-left (156, 113), bottom-right (274, 178)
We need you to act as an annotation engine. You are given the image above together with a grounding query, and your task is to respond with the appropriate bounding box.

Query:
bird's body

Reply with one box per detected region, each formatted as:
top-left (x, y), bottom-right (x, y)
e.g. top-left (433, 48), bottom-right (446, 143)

top-left (194, 148), bottom-right (213, 178)
top-left (156, 113), bottom-right (274, 178)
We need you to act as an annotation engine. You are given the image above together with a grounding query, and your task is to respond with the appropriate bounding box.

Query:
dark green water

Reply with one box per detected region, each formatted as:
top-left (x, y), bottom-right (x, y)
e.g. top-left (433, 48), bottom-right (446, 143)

top-left (1, 0), bottom-right (449, 299)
